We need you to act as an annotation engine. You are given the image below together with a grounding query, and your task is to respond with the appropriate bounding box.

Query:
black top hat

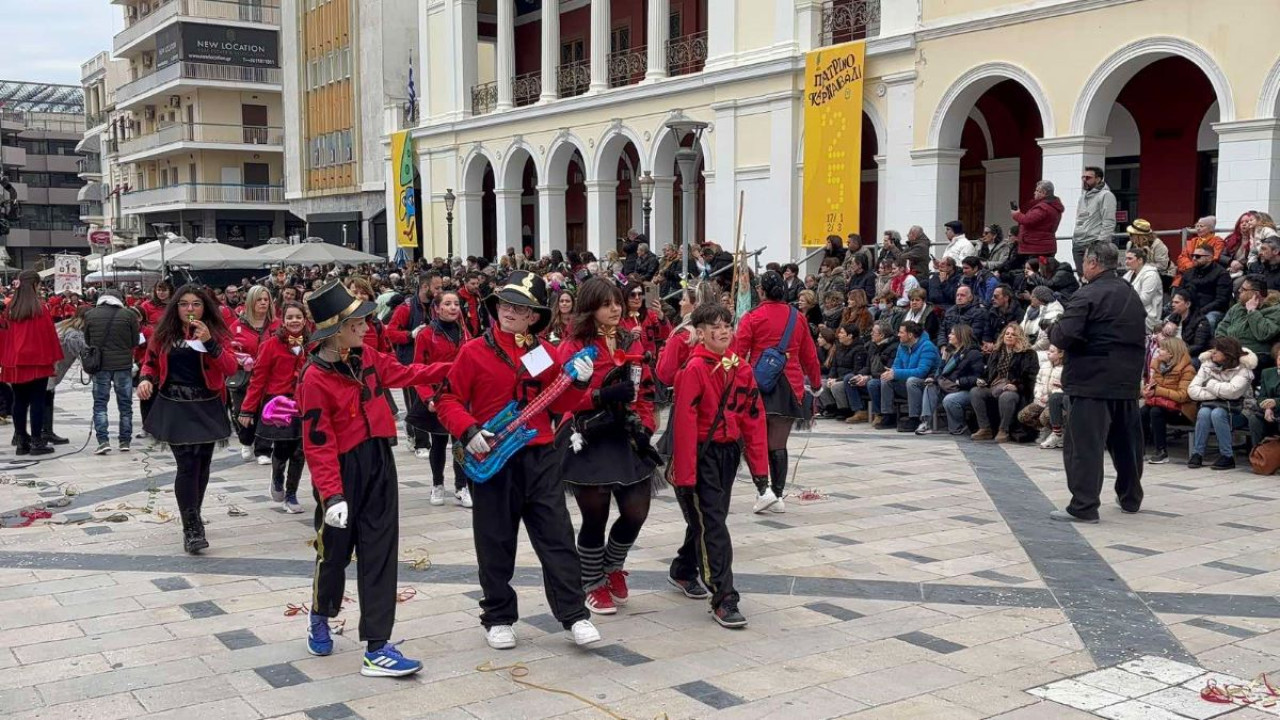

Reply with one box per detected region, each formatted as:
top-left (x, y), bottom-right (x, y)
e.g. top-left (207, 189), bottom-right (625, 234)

top-left (307, 280), bottom-right (377, 342)
top-left (483, 270), bottom-right (551, 334)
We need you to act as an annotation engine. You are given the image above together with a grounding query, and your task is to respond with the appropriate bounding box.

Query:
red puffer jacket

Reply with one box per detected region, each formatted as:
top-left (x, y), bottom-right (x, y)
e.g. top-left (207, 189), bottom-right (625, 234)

top-left (1011, 197), bottom-right (1065, 256)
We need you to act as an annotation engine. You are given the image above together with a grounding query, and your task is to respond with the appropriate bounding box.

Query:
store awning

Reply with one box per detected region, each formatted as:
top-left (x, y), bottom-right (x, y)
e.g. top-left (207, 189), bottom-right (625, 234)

top-left (77, 182), bottom-right (104, 202)
top-left (75, 133), bottom-right (101, 154)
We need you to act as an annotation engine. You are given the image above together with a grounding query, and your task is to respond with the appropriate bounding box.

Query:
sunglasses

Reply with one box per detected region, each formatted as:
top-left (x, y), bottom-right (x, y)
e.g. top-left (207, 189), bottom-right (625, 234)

top-left (1194, 254), bottom-right (1212, 259)
top-left (629, 291), bottom-right (645, 297)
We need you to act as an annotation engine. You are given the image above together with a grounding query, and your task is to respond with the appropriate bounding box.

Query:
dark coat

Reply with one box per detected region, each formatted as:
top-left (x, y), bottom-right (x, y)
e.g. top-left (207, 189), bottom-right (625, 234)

top-left (983, 301), bottom-right (1025, 343)
top-left (823, 341), bottom-right (861, 379)
top-left (1246, 258), bottom-right (1280, 295)
top-left (1049, 270), bottom-right (1147, 399)
top-left (846, 269), bottom-right (877, 301)
top-left (935, 346), bottom-right (985, 391)
top-left (982, 347), bottom-right (1040, 399)
top-left (942, 301), bottom-right (987, 344)
top-left (634, 251), bottom-right (659, 280)
top-left (1182, 261), bottom-right (1232, 315)
top-left (862, 338), bottom-right (900, 377)
top-left (926, 272), bottom-right (960, 308)
top-left (84, 302), bottom-right (142, 373)
top-left (1164, 310), bottom-right (1212, 357)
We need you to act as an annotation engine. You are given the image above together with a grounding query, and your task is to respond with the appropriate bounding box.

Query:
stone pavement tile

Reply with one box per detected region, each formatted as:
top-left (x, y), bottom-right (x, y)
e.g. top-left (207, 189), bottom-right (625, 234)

top-left (0, 687), bottom-right (43, 715)
top-left (705, 656), bottom-right (851, 702)
top-left (1072, 666), bottom-right (1169, 697)
top-left (1027, 678), bottom-right (1127, 711)
top-left (134, 579), bottom-right (274, 610)
top-left (0, 572), bottom-right (117, 602)
top-left (1138, 686), bottom-right (1238, 719)
top-left (13, 624), bottom-right (174, 665)
top-left (346, 672), bottom-right (519, 719)
top-left (242, 673), bottom-right (386, 717)
top-left (0, 653), bottom-right (114, 692)
top-left (142, 697), bottom-right (263, 720)
top-left (933, 677), bottom-right (1042, 717)
top-left (304, 702), bottom-right (360, 720)
top-left (988, 701), bottom-right (1125, 719)
top-left (215, 628), bottom-right (266, 650)
top-left (204, 639), bottom-right (316, 674)
top-left (823, 660), bottom-right (972, 706)
top-left (0, 595), bottom-right (144, 631)
top-left (0, 647), bottom-right (17, 671)
top-left (0, 620), bottom-right (85, 649)
top-left (100, 633), bottom-right (224, 669)
top-left (76, 605), bottom-right (190, 635)
top-left (461, 687), bottom-right (601, 720)
top-left (36, 655), bottom-right (212, 706)
top-left (935, 636), bottom-right (1075, 677)
top-left (604, 647), bottom-right (761, 694)
top-left (1116, 654), bottom-right (1206, 685)
top-left (842, 694), bottom-right (985, 719)
top-left (131, 675), bottom-right (240, 713)
top-left (1095, 699), bottom-right (1194, 720)
top-left (1190, 644), bottom-right (1280, 680)
top-left (3, 690), bottom-right (146, 720)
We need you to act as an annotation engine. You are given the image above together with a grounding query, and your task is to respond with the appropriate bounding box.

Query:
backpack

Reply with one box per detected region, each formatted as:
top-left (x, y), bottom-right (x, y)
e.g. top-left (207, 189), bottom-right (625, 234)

top-left (753, 307), bottom-right (797, 394)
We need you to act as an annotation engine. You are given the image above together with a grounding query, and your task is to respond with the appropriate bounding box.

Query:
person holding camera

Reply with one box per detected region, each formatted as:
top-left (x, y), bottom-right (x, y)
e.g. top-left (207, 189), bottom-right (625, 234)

top-left (1011, 180), bottom-right (1065, 265)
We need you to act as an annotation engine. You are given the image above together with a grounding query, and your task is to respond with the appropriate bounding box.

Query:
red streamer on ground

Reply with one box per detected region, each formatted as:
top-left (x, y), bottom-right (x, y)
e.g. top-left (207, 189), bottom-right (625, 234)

top-left (12, 509), bottom-right (51, 528)
top-left (797, 489), bottom-right (825, 502)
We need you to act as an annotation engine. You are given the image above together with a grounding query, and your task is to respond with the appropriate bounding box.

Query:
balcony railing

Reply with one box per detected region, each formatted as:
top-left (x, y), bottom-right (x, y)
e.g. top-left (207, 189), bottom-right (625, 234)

top-left (85, 111), bottom-right (110, 129)
top-left (121, 183), bottom-right (286, 210)
top-left (471, 81), bottom-right (498, 116)
top-left (820, 0), bottom-right (880, 46)
top-left (609, 47), bottom-right (647, 88)
top-left (513, 71), bottom-right (541, 107)
top-left (119, 122), bottom-right (284, 157)
top-left (558, 60), bottom-right (590, 99)
top-left (78, 157), bottom-right (102, 175)
top-left (115, 0), bottom-right (281, 53)
top-left (103, 138), bottom-right (119, 157)
top-left (80, 201), bottom-right (104, 219)
top-left (81, 53), bottom-right (108, 81)
top-left (117, 61), bottom-right (282, 105)
top-left (666, 31), bottom-right (708, 77)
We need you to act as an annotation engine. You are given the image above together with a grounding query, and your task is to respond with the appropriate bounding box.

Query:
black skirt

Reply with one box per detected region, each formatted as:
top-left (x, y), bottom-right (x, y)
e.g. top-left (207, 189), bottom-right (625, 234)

top-left (145, 384), bottom-right (231, 445)
top-left (761, 381), bottom-right (811, 420)
top-left (555, 410), bottom-right (660, 493)
top-left (256, 394), bottom-right (301, 442)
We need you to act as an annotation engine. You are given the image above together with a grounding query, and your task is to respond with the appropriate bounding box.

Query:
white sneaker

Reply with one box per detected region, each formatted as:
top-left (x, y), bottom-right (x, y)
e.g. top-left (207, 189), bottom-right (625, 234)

top-left (1040, 431), bottom-right (1064, 450)
top-left (769, 498), bottom-right (787, 514)
top-left (256, 455), bottom-right (272, 466)
top-left (569, 619), bottom-right (601, 646)
top-left (915, 421), bottom-right (933, 436)
top-left (240, 446), bottom-right (253, 461)
top-left (429, 485), bottom-right (446, 506)
top-left (486, 624), bottom-right (516, 649)
top-left (414, 447), bottom-right (431, 460)
top-left (455, 487), bottom-right (473, 508)
top-left (752, 489), bottom-right (779, 514)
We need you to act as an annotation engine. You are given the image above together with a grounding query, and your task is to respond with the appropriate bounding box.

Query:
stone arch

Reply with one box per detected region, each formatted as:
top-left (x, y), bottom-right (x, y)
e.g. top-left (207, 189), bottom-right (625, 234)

top-left (862, 98), bottom-right (887, 158)
top-left (592, 123), bottom-right (647, 181)
top-left (928, 61), bottom-right (1055, 148)
top-left (1257, 54), bottom-right (1280, 118)
top-left (650, 121), bottom-right (714, 178)
top-left (545, 131), bottom-right (592, 186)
top-left (460, 144), bottom-right (499, 193)
top-left (499, 139), bottom-right (542, 191)
top-left (1071, 36), bottom-right (1235, 135)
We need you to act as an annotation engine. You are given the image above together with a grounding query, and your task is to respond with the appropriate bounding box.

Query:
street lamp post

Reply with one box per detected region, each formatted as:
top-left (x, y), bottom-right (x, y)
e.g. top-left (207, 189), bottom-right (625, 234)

top-left (663, 119), bottom-right (708, 281)
top-left (639, 171), bottom-right (655, 242)
top-left (443, 188), bottom-right (456, 262)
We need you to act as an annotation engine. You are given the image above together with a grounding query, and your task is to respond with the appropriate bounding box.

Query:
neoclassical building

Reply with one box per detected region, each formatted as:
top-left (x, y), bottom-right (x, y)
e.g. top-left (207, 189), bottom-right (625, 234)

top-left (394, 0), bottom-right (1280, 266)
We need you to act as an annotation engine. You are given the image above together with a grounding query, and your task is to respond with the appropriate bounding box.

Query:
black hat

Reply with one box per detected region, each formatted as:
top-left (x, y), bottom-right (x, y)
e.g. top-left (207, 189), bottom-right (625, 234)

top-left (308, 280), bottom-right (377, 342)
top-left (483, 270), bottom-right (551, 334)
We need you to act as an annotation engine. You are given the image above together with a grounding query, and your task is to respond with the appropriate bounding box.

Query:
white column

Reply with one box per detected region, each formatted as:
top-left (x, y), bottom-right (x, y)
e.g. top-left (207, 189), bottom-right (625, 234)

top-left (630, 185), bottom-right (644, 234)
top-left (650, 176), bottom-right (676, 249)
top-left (644, 0), bottom-right (670, 82)
top-left (494, 188), bottom-right (523, 250)
top-left (909, 148), bottom-right (966, 253)
top-left (585, 180), bottom-right (616, 259)
top-left (1213, 119), bottom-right (1280, 227)
top-left (796, 0), bottom-right (823, 52)
top-left (769, 96), bottom-right (799, 264)
top-left (589, 0), bottom-right (610, 94)
top-left (457, 190), bottom-right (483, 259)
top-left (416, 0), bottom-right (436, 121)
top-left (537, 183), bottom-right (568, 256)
top-left (496, 0), bottom-right (514, 110)
top-left (709, 102), bottom-right (737, 257)
top-left (1038, 134), bottom-right (1110, 264)
top-left (879, 71), bottom-right (917, 238)
top-left (982, 157), bottom-right (1020, 235)
top-left (452, 0), bottom-right (479, 119)
top-left (875, 155), bottom-right (888, 240)
top-left (539, 0), bottom-right (560, 102)
top-left (704, 0), bottom-right (736, 72)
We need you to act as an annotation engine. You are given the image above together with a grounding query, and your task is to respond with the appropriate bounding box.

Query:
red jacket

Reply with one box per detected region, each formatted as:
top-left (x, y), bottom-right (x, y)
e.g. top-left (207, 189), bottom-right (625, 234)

top-left (557, 332), bottom-right (656, 431)
top-left (241, 333), bottom-right (307, 414)
top-left (656, 326), bottom-right (695, 386)
top-left (0, 311), bottom-right (62, 384)
top-left (733, 300), bottom-right (822, 401)
top-left (412, 322), bottom-right (468, 401)
top-left (298, 348), bottom-right (448, 501)
top-left (362, 318), bottom-right (394, 354)
top-left (457, 287), bottom-right (485, 338)
top-left (1011, 197), bottom-right (1065, 256)
top-left (139, 332), bottom-right (239, 396)
top-left (435, 330), bottom-right (588, 447)
top-left (140, 298), bottom-right (166, 327)
top-left (230, 315), bottom-right (279, 361)
top-left (619, 311), bottom-right (668, 358)
top-left (387, 297), bottom-right (429, 353)
top-left (671, 346), bottom-right (767, 487)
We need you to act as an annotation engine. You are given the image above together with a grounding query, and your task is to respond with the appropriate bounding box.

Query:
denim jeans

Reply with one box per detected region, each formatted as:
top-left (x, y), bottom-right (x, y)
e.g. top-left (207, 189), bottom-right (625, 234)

top-left (942, 390), bottom-right (972, 433)
top-left (843, 382), bottom-right (866, 412)
top-left (904, 377), bottom-right (929, 419)
top-left (92, 369), bottom-right (133, 444)
top-left (1193, 406), bottom-right (1234, 458)
top-left (869, 378), bottom-right (908, 416)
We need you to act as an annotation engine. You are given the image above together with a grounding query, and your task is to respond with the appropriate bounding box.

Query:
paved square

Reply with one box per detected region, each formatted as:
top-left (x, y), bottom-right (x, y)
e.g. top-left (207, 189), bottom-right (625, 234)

top-left (4, 380), bottom-right (1280, 718)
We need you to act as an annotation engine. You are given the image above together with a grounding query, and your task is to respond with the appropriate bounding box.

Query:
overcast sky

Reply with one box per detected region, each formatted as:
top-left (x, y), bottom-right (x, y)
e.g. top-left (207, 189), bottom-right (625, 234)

top-left (7, 0), bottom-right (118, 87)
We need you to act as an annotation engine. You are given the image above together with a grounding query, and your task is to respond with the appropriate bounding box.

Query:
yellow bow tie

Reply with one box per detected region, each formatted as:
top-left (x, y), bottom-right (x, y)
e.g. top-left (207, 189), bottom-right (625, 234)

top-left (597, 326), bottom-right (618, 340)
top-left (287, 335), bottom-right (304, 347)
top-left (719, 354), bottom-right (740, 372)
top-left (513, 333), bottom-right (535, 348)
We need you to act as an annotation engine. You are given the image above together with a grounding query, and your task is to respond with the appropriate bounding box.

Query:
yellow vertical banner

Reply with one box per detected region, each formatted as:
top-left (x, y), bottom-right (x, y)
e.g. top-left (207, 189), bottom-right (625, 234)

top-left (802, 41), bottom-right (866, 247)
top-left (392, 130), bottom-right (420, 249)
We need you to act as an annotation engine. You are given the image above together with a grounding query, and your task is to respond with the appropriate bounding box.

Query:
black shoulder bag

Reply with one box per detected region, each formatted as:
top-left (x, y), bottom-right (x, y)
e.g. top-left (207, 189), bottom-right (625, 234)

top-left (80, 308), bottom-right (121, 375)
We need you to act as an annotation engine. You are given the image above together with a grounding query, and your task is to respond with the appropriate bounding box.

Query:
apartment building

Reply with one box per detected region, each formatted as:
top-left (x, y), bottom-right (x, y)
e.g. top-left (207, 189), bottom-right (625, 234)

top-left (79, 51), bottom-right (144, 249)
top-left (110, 0), bottom-right (301, 245)
top-left (0, 82), bottom-right (87, 268)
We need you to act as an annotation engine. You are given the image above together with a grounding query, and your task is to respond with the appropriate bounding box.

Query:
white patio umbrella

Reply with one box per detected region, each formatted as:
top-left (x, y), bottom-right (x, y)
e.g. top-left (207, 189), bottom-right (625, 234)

top-left (257, 239), bottom-right (385, 266)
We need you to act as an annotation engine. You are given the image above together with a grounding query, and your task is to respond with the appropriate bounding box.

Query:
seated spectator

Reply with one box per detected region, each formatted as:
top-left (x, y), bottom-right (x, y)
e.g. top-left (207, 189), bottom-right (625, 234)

top-left (823, 234), bottom-right (847, 266)
top-left (781, 263), bottom-right (803, 302)
top-left (1127, 219), bottom-right (1173, 291)
top-left (1123, 246), bottom-right (1164, 333)
top-left (870, 320), bottom-right (939, 430)
top-left (1215, 275), bottom-right (1280, 368)
top-left (845, 254), bottom-right (877, 301)
top-left (873, 289), bottom-right (906, 330)
top-left (1180, 244), bottom-right (1233, 327)
top-left (1162, 289), bottom-right (1212, 360)
top-left (848, 321), bottom-right (898, 424)
top-left (1247, 341), bottom-right (1280, 448)
top-left (878, 231), bottom-right (904, 267)
top-left (1246, 237), bottom-right (1280, 296)
top-left (913, 323), bottom-right (984, 435)
top-left (926, 257), bottom-right (961, 309)
top-left (820, 290), bottom-right (845, 330)
top-left (817, 258), bottom-right (847, 298)
top-left (983, 285), bottom-right (1025, 349)
top-left (804, 274), bottom-right (819, 293)
top-left (942, 285), bottom-right (987, 343)
top-left (874, 258), bottom-right (895, 300)
top-left (888, 258), bottom-right (920, 300)
top-left (840, 289), bottom-right (873, 338)
top-left (817, 324), bottom-right (862, 418)
top-left (1175, 216), bottom-right (1225, 285)
top-left (960, 256), bottom-right (997, 306)
top-left (901, 288), bottom-right (941, 344)
top-left (797, 289), bottom-right (822, 333)
top-left (1140, 335), bottom-right (1196, 464)
top-left (1016, 344), bottom-right (1065, 447)
top-left (1020, 285), bottom-right (1064, 350)
top-left (1042, 257), bottom-right (1080, 301)
top-left (970, 323), bottom-right (1039, 442)
top-left (1223, 211), bottom-right (1259, 274)
top-left (815, 326), bottom-right (836, 367)
top-left (1013, 258), bottom-right (1047, 301)
top-left (1187, 336), bottom-right (1256, 470)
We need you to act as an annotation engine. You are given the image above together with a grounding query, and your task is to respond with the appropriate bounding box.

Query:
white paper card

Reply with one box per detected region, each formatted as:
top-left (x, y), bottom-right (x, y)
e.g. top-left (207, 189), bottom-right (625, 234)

top-left (521, 345), bottom-right (553, 376)
top-left (184, 339), bottom-right (208, 353)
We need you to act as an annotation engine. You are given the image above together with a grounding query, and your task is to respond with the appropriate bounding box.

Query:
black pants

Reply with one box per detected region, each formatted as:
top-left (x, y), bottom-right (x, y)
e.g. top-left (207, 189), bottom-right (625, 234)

top-left (0, 382), bottom-right (11, 416)
top-left (271, 439), bottom-right (304, 494)
top-left (1140, 404), bottom-right (1184, 452)
top-left (429, 433), bottom-right (466, 490)
top-left (671, 442), bottom-right (739, 609)
top-left (1248, 413), bottom-right (1280, 448)
top-left (172, 442), bottom-right (215, 515)
top-left (42, 390), bottom-right (56, 436)
top-left (311, 438), bottom-right (399, 650)
top-left (1064, 396), bottom-right (1144, 519)
top-left (229, 388), bottom-right (271, 455)
top-left (403, 389), bottom-right (429, 449)
top-left (472, 443), bottom-right (586, 629)
top-left (11, 379), bottom-right (47, 441)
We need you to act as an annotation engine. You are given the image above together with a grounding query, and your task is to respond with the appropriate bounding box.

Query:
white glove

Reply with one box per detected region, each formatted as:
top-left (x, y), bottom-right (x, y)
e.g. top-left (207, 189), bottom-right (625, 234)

top-left (324, 501), bottom-right (348, 529)
top-left (466, 429), bottom-right (495, 455)
top-left (571, 356), bottom-right (594, 383)
top-left (412, 324), bottom-right (427, 339)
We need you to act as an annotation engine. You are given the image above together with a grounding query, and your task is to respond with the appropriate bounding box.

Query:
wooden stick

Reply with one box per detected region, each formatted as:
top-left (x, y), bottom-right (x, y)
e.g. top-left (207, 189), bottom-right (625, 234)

top-left (729, 191), bottom-right (745, 300)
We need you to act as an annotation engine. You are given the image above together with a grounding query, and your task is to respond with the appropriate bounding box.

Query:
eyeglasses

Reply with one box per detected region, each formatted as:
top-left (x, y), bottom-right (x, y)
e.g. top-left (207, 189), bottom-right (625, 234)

top-left (629, 291), bottom-right (645, 297)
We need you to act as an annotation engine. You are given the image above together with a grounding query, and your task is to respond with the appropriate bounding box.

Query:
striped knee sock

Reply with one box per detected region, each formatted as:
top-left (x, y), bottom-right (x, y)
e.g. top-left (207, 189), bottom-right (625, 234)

top-left (579, 544), bottom-right (606, 591)
top-left (603, 537), bottom-right (633, 575)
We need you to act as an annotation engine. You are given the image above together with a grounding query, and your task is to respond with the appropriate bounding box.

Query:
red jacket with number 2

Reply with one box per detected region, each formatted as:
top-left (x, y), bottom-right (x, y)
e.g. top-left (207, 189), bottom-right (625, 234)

top-left (671, 347), bottom-right (768, 487)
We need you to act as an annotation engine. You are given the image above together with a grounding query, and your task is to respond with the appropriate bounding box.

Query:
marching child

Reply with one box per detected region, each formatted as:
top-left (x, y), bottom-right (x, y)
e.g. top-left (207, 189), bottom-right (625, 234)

top-left (408, 289), bottom-right (472, 507)
top-left (668, 302), bottom-right (768, 628)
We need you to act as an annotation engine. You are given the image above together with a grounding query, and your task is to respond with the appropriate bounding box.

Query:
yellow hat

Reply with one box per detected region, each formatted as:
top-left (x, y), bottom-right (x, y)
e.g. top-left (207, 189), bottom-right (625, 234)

top-left (1126, 218), bottom-right (1153, 235)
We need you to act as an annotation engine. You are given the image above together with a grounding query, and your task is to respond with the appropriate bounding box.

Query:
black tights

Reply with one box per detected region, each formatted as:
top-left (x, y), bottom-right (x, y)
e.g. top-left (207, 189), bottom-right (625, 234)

top-left (428, 433), bottom-right (467, 490)
top-left (172, 442), bottom-right (215, 516)
top-left (575, 482), bottom-right (652, 590)
top-left (11, 379), bottom-right (46, 441)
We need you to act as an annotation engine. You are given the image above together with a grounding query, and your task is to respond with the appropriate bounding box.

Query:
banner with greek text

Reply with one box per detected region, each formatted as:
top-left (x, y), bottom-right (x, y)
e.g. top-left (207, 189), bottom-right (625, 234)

top-left (802, 41), bottom-right (865, 247)
top-left (391, 131), bottom-right (420, 250)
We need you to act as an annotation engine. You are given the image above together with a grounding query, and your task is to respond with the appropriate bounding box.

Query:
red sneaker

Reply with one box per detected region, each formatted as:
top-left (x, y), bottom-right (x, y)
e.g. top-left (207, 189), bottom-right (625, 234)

top-left (585, 585), bottom-right (616, 615)
top-left (606, 569), bottom-right (630, 606)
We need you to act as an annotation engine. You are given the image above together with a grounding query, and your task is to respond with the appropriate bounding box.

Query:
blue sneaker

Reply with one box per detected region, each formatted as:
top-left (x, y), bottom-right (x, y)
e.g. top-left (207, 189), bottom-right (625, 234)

top-left (361, 641), bottom-right (422, 677)
top-left (307, 613), bottom-right (333, 656)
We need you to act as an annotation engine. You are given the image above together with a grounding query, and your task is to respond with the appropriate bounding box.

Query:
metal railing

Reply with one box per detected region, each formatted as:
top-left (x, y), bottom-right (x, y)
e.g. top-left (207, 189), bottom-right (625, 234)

top-left (118, 122), bottom-right (284, 157)
top-left (78, 157), bottom-right (102, 175)
top-left (513, 71), bottom-right (541, 107)
top-left (80, 201), bottom-right (104, 219)
top-left (557, 60), bottom-right (591, 99)
top-left (121, 182), bottom-right (286, 210)
top-left (609, 47), bottom-right (647, 88)
top-left (471, 81), bottom-right (497, 116)
top-left (666, 32), bottom-right (708, 77)
top-left (117, 62), bottom-right (282, 105)
top-left (820, 0), bottom-right (880, 47)
top-left (115, 0), bottom-right (280, 52)
top-left (84, 110), bottom-right (109, 129)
